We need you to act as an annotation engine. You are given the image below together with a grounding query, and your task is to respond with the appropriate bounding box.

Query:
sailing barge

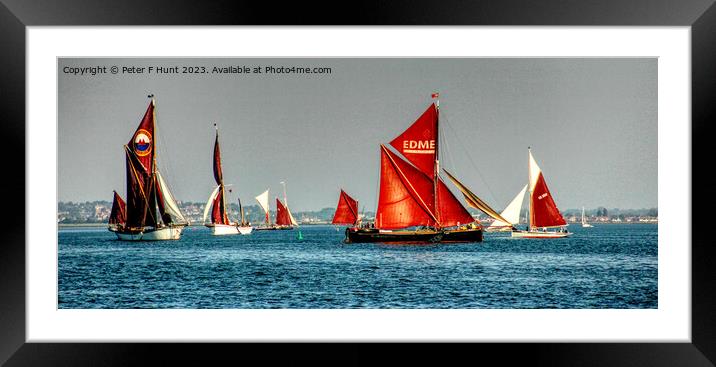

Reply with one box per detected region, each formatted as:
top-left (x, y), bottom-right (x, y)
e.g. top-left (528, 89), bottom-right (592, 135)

top-left (108, 96), bottom-right (189, 241)
top-left (253, 187), bottom-right (297, 230)
top-left (344, 95), bottom-right (482, 244)
top-left (203, 125), bottom-right (253, 235)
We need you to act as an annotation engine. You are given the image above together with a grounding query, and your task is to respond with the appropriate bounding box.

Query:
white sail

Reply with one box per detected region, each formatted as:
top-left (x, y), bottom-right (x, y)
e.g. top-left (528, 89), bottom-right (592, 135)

top-left (489, 184), bottom-right (528, 229)
top-left (528, 149), bottom-right (542, 192)
top-left (581, 206), bottom-right (594, 227)
top-left (255, 189), bottom-right (270, 215)
top-left (156, 170), bottom-right (188, 224)
top-left (288, 208), bottom-right (298, 226)
top-left (203, 185), bottom-right (221, 224)
top-left (280, 181), bottom-right (298, 226)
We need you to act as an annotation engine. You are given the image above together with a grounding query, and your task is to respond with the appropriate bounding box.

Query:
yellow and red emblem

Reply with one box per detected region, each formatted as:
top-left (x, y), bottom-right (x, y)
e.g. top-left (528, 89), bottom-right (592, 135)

top-left (133, 128), bottom-right (152, 156)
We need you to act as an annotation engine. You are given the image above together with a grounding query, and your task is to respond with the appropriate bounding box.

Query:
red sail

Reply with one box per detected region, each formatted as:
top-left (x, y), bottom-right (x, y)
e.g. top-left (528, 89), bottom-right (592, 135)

top-left (389, 103), bottom-right (438, 179)
top-left (125, 147), bottom-right (154, 228)
top-left (376, 145), bottom-right (438, 229)
top-left (332, 189), bottom-right (358, 225)
top-left (213, 131), bottom-right (223, 185)
top-left (211, 187), bottom-right (230, 225)
top-left (109, 191), bottom-right (126, 225)
top-left (437, 179), bottom-right (475, 227)
top-left (275, 198), bottom-right (292, 226)
top-left (127, 100), bottom-right (155, 174)
top-left (530, 173), bottom-right (567, 228)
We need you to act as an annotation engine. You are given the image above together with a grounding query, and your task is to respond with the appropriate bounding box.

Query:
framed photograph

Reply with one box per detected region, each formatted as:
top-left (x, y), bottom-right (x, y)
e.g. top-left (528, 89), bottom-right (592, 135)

top-left (2, 0), bottom-right (713, 365)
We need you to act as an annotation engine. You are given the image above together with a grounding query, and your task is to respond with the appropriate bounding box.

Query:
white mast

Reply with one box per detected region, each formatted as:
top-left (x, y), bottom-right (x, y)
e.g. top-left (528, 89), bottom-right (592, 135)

top-left (527, 147), bottom-right (532, 231)
top-left (280, 181), bottom-right (298, 226)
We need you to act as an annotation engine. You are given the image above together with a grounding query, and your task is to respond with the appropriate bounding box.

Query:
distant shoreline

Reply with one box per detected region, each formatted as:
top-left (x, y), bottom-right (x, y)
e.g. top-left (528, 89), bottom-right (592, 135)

top-left (58, 222), bottom-right (656, 228)
top-left (57, 223), bottom-right (335, 228)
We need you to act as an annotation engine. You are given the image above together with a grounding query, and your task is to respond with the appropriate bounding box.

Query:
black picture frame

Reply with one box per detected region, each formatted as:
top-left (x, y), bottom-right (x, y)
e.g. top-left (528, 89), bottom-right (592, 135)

top-left (1, 0), bottom-right (713, 365)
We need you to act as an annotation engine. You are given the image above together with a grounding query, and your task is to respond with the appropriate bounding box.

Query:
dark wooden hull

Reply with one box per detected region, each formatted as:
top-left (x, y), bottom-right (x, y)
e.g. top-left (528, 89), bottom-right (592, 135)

top-left (254, 225), bottom-right (294, 231)
top-left (344, 227), bottom-right (482, 244)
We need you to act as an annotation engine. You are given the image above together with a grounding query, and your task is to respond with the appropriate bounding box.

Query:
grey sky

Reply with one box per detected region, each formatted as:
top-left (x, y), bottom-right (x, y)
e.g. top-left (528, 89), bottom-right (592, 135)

top-left (58, 58), bottom-right (657, 212)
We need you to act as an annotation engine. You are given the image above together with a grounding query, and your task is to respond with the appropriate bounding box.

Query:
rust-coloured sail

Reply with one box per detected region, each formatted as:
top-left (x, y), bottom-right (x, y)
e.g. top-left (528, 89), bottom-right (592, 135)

top-left (530, 173), bottom-right (567, 228)
top-left (109, 191), bottom-right (126, 225)
top-left (124, 147), bottom-right (153, 228)
top-left (437, 179), bottom-right (475, 227)
top-left (211, 187), bottom-right (230, 225)
top-left (213, 131), bottom-right (223, 185)
top-left (528, 150), bottom-right (567, 228)
top-left (389, 103), bottom-right (438, 179)
top-left (332, 189), bottom-right (359, 225)
top-left (275, 198), bottom-right (292, 226)
top-left (127, 100), bottom-right (155, 174)
top-left (376, 145), bottom-right (438, 229)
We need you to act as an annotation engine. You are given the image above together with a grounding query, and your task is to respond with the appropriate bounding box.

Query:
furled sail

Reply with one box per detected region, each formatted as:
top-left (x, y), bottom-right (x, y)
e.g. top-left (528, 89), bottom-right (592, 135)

top-left (528, 150), bottom-right (567, 228)
top-left (155, 170), bottom-right (187, 225)
top-left (109, 191), bottom-right (126, 225)
top-left (389, 103), bottom-right (438, 179)
top-left (332, 189), bottom-right (359, 225)
top-left (255, 189), bottom-right (270, 224)
top-left (489, 184), bottom-right (527, 229)
top-left (442, 169), bottom-right (513, 226)
top-left (275, 198), bottom-right (292, 226)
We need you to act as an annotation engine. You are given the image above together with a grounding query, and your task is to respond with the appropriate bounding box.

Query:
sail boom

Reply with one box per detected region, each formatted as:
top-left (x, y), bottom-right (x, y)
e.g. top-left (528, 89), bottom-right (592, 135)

top-left (442, 169), bottom-right (511, 225)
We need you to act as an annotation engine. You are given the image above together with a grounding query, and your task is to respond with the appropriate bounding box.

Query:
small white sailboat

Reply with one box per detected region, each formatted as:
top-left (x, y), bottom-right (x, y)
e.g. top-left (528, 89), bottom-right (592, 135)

top-left (581, 206), bottom-right (594, 228)
top-left (511, 148), bottom-right (571, 238)
top-left (486, 184), bottom-right (528, 232)
top-left (203, 124), bottom-right (252, 235)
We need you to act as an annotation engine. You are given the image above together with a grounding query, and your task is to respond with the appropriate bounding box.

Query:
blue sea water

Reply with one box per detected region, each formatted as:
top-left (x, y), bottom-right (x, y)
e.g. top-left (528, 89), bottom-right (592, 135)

top-left (58, 224), bottom-right (657, 309)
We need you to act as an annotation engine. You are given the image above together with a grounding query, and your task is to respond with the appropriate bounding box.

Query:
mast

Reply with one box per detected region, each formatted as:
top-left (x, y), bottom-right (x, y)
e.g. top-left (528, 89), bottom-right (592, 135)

top-left (433, 93), bottom-right (440, 229)
top-left (281, 181), bottom-right (287, 208)
top-left (239, 198), bottom-right (245, 225)
top-left (280, 181), bottom-right (289, 225)
top-left (151, 94), bottom-right (159, 227)
top-left (528, 147), bottom-right (533, 231)
top-left (218, 123), bottom-right (229, 224)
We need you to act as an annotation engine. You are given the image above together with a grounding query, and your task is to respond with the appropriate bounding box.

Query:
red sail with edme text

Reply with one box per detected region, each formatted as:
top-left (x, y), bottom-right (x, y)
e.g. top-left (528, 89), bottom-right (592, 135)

top-left (389, 103), bottom-right (438, 179)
